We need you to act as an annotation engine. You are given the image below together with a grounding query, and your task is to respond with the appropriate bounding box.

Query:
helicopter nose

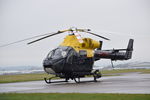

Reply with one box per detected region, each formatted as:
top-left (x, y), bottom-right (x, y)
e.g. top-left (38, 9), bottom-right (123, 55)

top-left (43, 59), bottom-right (53, 68)
top-left (43, 59), bottom-right (56, 74)
top-left (43, 58), bottom-right (64, 73)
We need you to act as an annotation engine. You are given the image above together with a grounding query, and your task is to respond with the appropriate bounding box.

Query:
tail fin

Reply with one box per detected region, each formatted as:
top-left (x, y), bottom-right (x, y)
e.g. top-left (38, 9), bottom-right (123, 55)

top-left (125, 39), bottom-right (134, 59)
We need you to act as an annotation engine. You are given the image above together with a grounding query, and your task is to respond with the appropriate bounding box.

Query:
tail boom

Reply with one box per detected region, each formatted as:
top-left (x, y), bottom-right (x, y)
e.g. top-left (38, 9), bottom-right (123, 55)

top-left (94, 39), bottom-right (134, 61)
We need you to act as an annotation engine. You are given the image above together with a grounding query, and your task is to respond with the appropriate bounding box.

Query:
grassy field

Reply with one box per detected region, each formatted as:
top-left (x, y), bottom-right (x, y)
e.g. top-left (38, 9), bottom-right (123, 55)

top-left (0, 69), bottom-right (150, 83)
top-left (101, 69), bottom-right (150, 74)
top-left (0, 73), bottom-right (52, 83)
top-left (0, 93), bottom-right (150, 100)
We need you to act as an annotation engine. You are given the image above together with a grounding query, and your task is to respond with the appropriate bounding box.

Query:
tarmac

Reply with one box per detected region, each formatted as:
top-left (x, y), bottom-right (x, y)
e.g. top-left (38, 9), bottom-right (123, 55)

top-left (0, 72), bottom-right (150, 94)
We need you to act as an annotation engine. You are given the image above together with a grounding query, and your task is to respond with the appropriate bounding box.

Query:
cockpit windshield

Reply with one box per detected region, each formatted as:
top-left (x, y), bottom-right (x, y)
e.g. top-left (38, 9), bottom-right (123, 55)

top-left (47, 48), bottom-right (67, 59)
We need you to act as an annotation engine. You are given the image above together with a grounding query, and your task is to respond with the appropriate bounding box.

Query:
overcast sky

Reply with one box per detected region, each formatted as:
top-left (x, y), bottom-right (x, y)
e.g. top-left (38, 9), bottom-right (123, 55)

top-left (0, 0), bottom-right (150, 67)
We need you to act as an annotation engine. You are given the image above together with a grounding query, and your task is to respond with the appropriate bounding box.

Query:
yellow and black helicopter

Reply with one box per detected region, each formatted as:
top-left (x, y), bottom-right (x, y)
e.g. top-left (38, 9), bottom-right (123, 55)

top-left (1, 28), bottom-right (134, 83)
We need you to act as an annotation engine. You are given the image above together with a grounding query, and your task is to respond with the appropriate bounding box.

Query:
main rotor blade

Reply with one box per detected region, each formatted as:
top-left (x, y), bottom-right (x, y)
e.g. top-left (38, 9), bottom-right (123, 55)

top-left (27, 32), bottom-right (61, 44)
top-left (0, 32), bottom-right (53, 48)
top-left (86, 31), bottom-right (110, 40)
top-left (27, 29), bottom-right (72, 44)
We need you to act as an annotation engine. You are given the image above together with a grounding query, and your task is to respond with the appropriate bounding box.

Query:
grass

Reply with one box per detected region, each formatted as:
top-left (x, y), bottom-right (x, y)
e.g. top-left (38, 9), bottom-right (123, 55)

top-left (0, 93), bottom-right (150, 100)
top-left (0, 73), bottom-right (53, 83)
top-left (0, 69), bottom-right (150, 83)
top-left (101, 69), bottom-right (150, 74)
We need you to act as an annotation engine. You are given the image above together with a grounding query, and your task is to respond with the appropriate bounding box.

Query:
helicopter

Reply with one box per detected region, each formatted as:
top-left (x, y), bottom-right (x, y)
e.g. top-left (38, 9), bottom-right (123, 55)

top-left (0, 28), bottom-right (134, 83)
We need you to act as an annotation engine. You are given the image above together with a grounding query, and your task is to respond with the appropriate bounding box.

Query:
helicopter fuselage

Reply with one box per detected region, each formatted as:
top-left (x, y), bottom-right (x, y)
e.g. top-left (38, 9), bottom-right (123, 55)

top-left (43, 46), bottom-right (95, 78)
top-left (43, 34), bottom-right (133, 82)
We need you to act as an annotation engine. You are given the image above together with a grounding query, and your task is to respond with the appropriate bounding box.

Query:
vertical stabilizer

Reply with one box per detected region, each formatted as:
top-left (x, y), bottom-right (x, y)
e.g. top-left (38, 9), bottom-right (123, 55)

top-left (125, 39), bottom-right (134, 59)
